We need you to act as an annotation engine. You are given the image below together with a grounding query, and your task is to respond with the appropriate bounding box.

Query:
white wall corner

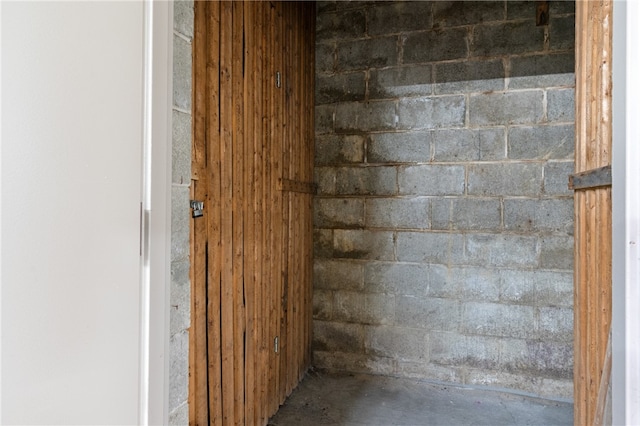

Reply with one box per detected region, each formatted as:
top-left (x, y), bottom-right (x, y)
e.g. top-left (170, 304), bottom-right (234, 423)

top-left (612, 1), bottom-right (640, 424)
top-left (144, 1), bottom-right (174, 425)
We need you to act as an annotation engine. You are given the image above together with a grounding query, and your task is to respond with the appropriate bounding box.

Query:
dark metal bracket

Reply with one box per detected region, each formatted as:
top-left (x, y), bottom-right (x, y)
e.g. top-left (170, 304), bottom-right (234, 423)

top-left (536, 1), bottom-right (549, 26)
top-left (569, 165), bottom-right (612, 190)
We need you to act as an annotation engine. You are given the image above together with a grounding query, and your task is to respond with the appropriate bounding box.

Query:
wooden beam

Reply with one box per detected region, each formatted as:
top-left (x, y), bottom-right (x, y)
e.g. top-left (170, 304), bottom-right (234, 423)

top-left (278, 178), bottom-right (318, 195)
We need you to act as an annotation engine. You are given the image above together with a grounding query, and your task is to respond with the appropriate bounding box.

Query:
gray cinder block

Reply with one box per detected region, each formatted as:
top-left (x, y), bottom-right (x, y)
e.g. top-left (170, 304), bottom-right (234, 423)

top-left (508, 124), bottom-right (574, 160)
top-left (399, 165), bottom-right (465, 196)
top-left (431, 198), bottom-right (501, 231)
top-left (365, 326), bottom-right (429, 361)
top-left (434, 59), bottom-right (505, 95)
top-left (547, 89), bottom-right (576, 123)
top-left (539, 235), bottom-right (574, 270)
top-left (173, 1), bottom-right (194, 38)
top-left (313, 321), bottom-right (365, 353)
top-left (333, 229), bottom-right (395, 260)
top-left (315, 134), bottom-right (365, 165)
top-left (368, 2), bottom-right (434, 36)
top-left (396, 231), bottom-right (465, 264)
top-left (171, 186), bottom-right (190, 263)
top-left (316, 9), bottom-right (366, 42)
top-left (461, 302), bottom-right (536, 339)
top-left (509, 53), bottom-right (575, 89)
top-left (368, 132), bottom-right (432, 164)
top-left (365, 197), bottom-right (430, 229)
top-left (396, 296), bottom-right (460, 332)
top-left (313, 289), bottom-right (333, 321)
top-left (369, 65), bottom-right (433, 99)
top-left (467, 162), bottom-right (543, 197)
top-left (364, 262), bottom-right (431, 296)
top-left (433, 1), bottom-right (506, 28)
top-left (403, 27), bottom-right (469, 64)
top-left (314, 259), bottom-right (364, 291)
top-left (469, 91), bottom-right (544, 126)
top-left (170, 261), bottom-right (190, 337)
top-left (316, 42), bottom-right (336, 74)
top-left (316, 72), bottom-right (366, 104)
top-left (336, 101), bottom-right (397, 133)
top-left (503, 198), bottom-right (574, 235)
top-left (172, 110), bottom-right (192, 185)
top-left (465, 234), bottom-right (539, 268)
top-left (432, 128), bottom-right (506, 162)
top-left (397, 96), bottom-right (466, 130)
top-left (337, 36), bottom-right (398, 71)
top-left (333, 291), bottom-right (396, 325)
top-left (172, 35), bottom-right (191, 111)
top-left (543, 161), bottom-right (574, 196)
top-left (334, 166), bottom-right (398, 196)
top-left (315, 197), bottom-right (365, 228)
top-left (471, 21), bottom-right (544, 57)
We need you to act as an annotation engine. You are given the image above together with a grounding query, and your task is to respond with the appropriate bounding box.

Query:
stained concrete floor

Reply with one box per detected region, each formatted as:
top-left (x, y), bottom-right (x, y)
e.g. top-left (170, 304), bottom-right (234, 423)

top-left (268, 370), bottom-right (573, 426)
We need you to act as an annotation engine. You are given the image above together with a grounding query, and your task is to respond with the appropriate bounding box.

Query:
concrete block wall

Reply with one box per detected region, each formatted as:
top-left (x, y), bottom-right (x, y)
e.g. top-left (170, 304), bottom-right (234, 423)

top-left (314, 0), bottom-right (575, 399)
top-left (170, 1), bottom-right (193, 424)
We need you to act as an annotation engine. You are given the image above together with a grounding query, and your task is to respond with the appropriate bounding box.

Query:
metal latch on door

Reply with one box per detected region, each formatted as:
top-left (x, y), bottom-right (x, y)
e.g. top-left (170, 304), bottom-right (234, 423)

top-left (190, 200), bottom-right (204, 218)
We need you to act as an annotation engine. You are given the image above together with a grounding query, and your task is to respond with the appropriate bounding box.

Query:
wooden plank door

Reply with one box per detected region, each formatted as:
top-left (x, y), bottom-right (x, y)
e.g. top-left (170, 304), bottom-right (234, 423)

top-left (190, 2), bottom-right (315, 425)
top-left (573, 1), bottom-right (613, 425)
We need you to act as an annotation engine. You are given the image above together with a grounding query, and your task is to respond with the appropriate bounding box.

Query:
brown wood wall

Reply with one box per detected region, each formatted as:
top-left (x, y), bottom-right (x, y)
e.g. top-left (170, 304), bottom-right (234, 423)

top-left (574, 1), bottom-right (613, 425)
top-left (190, 2), bottom-right (315, 425)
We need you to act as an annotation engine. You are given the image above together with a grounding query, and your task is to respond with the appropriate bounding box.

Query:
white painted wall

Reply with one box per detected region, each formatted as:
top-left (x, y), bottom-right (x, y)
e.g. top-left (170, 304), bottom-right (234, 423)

top-left (0, 2), bottom-right (171, 424)
top-left (612, 1), bottom-right (640, 424)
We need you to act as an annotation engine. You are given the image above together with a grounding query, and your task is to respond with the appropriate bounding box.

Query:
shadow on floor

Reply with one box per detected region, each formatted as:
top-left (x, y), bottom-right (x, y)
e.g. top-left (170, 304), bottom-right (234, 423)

top-left (268, 370), bottom-right (573, 426)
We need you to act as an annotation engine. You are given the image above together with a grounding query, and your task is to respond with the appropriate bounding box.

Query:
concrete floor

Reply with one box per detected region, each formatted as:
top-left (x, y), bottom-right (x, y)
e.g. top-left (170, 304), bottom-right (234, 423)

top-left (268, 371), bottom-right (573, 426)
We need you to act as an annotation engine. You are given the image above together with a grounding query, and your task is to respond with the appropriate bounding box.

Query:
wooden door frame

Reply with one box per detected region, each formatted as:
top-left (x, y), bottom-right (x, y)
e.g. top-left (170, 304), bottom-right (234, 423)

top-left (145, 2), bottom-right (173, 424)
top-left (575, 0), bottom-right (640, 424)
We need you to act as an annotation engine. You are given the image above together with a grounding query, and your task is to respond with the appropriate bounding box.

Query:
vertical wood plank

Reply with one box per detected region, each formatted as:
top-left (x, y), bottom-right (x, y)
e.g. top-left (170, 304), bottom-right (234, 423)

top-left (254, 3), bottom-right (266, 424)
top-left (262, 3), bottom-right (273, 423)
top-left (574, 1), bottom-right (613, 425)
top-left (206, 2), bottom-right (225, 423)
top-left (280, 0), bottom-right (291, 403)
top-left (291, 3), bottom-right (300, 393)
top-left (573, 190), bottom-right (585, 426)
top-left (305, 4), bottom-right (316, 374)
top-left (300, 6), bottom-right (308, 378)
top-left (301, 47), bottom-right (308, 392)
top-left (218, 3), bottom-right (235, 425)
top-left (271, 2), bottom-right (283, 415)
top-left (231, 3), bottom-right (246, 425)
top-left (296, 2), bottom-right (304, 392)
top-left (191, 4), bottom-right (314, 424)
top-left (586, 189), bottom-right (597, 418)
top-left (242, 3), bottom-right (256, 425)
top-left (600, 187), bottom-right (613, 415)
top-left (574, 3), bottom-right (588, 423)
top-left (190, 2), bottom-right (211, 424)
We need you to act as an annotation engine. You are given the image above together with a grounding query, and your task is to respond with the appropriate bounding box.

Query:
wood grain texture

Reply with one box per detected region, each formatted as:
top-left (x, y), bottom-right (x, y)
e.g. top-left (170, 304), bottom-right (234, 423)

top-left (574, 1), bottom-right (613, 425)
top-left (190, 2), bottom-right (315, 424)
top-left (243, 3), bottom-right (256, 424)
top-left (190, 2), bottom-right (211, 424)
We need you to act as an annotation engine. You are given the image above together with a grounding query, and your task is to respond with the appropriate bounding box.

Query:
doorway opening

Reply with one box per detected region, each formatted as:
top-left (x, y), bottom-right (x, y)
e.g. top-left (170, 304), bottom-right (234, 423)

top-left (181, 1), bottom-right (613, 425)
